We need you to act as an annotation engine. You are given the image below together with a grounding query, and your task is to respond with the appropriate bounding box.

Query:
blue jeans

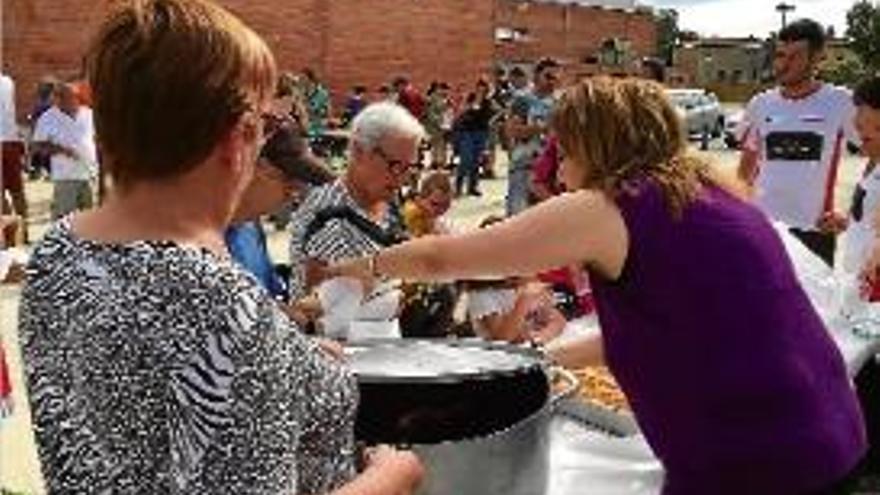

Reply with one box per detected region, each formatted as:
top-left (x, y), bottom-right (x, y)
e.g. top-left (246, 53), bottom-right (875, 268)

top-left (455, 130), bottom-right (488, 194)
top-left (506, 162), bottom-right (531, 215)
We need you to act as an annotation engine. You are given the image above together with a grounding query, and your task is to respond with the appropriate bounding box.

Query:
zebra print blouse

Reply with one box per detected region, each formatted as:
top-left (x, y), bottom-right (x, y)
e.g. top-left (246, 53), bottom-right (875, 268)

top-left (19, 220), bottom-right (358, 494)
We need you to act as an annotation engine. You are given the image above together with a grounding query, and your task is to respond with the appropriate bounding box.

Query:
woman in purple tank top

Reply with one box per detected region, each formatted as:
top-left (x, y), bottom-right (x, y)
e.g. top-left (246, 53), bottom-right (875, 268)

top-left (326, 77), bottom-right (867, 494)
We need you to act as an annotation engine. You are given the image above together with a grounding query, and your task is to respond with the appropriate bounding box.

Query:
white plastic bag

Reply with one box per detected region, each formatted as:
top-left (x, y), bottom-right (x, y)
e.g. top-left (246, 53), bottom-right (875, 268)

top-left (772, 223), bottom-right (842, 322)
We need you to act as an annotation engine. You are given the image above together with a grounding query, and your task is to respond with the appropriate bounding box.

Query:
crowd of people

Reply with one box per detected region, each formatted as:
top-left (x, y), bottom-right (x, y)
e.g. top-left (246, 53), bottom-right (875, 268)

top-left (1, 0), bottom-right (879, 493)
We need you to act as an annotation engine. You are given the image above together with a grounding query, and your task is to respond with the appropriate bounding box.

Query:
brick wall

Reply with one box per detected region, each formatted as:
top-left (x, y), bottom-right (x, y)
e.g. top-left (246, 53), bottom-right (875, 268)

top-left (2, 0), bottom-right (493, 120)
top-left (494, 0), bottom-right (657, 75)
top-left (3, 0), bottom-right (109, 120)
top-left (3, 0), bottom-right (653, 121)
top-left (320, 0), bottom-right (494, 105)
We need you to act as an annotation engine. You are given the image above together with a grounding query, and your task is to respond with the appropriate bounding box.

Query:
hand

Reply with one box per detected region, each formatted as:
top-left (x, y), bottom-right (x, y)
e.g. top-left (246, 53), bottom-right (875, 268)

top-left (55, 144), bottom-right (79, 161)
top-left (293, 295), bottom-right (324, 320)
top-left (859, 243), bottom-right (880, 298)
top-left (2, 263), bottom-right (26, 284)
top-left (0, 215), bottom-right (20, 230)
top-left (314, 337), bottom-right (344, 360)
top-left (363, 445), bottom-right (424, 495)
top-left (65, 148), bottom-right (79, 160)
top-left (518, 282), bottom-right (554, 310)
top-left (817, 211), bottom-right (848, 234)
top-left (280, 296), bottom-right (324, 327)
top-left (304, 258), bottom-right (333, 291)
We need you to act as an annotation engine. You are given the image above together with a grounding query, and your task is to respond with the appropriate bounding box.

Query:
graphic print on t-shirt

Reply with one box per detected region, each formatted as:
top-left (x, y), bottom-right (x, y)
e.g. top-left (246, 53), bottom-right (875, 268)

top-left (765, 131), bottom-right (824, 162)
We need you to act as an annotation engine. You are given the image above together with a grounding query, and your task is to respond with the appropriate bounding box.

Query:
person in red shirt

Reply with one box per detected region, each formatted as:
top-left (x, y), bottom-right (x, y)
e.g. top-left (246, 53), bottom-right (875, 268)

top-left (530, 136), bottom-right (594, 317)
top-left (531, 135), bottom-right (563, 202)
top-left (393, 76), bottom-right (426, 121)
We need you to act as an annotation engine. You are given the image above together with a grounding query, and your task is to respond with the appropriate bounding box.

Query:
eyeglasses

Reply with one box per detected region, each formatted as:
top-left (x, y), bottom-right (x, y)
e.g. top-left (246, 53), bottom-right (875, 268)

top-left (373, 146), bottom-right (419, 176)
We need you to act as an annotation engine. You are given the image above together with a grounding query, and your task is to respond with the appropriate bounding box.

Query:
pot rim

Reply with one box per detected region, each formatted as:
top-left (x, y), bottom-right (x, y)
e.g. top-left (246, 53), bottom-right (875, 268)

top-left (345, 338), bottom-right (547, 384)
top-left (382, 368), bottom-right (581, 448)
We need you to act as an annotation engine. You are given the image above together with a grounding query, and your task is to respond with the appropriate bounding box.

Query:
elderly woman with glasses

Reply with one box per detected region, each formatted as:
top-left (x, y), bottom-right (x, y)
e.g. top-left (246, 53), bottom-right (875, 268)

top-left (287, 102), bottom-right (424, 340)
top-left (19, 1), bottom-right (422, 494)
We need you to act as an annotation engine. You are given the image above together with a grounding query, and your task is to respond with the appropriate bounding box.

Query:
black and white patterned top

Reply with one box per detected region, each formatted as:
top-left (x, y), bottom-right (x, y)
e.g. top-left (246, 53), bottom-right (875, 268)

top-left (19, 220), bottom-right (358, 494)
top-left (288, 180), bottom-right (401, 301)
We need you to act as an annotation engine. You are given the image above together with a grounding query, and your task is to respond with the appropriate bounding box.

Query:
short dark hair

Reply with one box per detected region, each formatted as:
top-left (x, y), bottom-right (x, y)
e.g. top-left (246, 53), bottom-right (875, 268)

top-left (855, 76), bottom-right (880, 110)
top-left (418, 171), bottom-right (451, 197)
top-left (276, 72), bottom-right (296, 98)
top-left (302, 67), bottom-right (318, 82)
top-left (778, 19), bottom-right (826, 53)
top-left (534, 58), bottom-right (559, 78)
top-left (260, 126), bottom-right (333, 186)
top-left (510, 66), bottom-right (527, 78)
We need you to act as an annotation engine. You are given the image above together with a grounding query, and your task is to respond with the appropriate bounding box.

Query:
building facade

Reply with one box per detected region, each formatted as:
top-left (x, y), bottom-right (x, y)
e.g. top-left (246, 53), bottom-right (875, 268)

top-left (3, 0), bottom-right (658, 118)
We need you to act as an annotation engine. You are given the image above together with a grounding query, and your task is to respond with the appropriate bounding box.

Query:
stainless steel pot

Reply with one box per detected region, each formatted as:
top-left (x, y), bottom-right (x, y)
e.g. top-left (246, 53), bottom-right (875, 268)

top-left (345, 339), bottom-right (578, 495)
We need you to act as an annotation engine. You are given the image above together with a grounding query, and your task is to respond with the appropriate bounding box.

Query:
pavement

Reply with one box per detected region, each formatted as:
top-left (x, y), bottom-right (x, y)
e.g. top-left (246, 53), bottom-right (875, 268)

top-left (0, 143), bottom-right (867, 494)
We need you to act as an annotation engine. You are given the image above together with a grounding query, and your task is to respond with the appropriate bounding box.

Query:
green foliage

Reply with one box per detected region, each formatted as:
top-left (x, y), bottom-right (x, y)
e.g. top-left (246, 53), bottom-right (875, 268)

top-left (656, 9), bottom-right (680, 66)
top-left (820, 57), bottom-right (868, 87)
top-left (846, 0), bottom-right (880, 72)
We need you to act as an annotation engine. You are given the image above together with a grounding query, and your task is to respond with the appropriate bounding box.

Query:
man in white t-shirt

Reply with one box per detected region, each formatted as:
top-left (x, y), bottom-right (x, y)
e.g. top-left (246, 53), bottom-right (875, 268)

top-left (32, 82), bottom-right (98, 219)
top-left (738, 19), bottom-right (859, 267)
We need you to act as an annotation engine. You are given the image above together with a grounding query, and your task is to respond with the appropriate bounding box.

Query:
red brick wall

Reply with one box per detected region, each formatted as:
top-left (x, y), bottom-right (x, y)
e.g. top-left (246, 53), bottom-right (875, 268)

top-left (3, 0), bottom-right (110, 120)
top-left (3, 0), bottom-right (652, 121)
top-left (494, 0), bottom-right (657, 71)
top-left (321, 0), bottom-right (494, 105)
top-left (3, 0), bottom-right (493, 121)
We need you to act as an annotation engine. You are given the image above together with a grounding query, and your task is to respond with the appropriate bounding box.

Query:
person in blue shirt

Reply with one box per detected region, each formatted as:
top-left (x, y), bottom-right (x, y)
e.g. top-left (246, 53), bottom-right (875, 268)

top-left (226, 120), bottom-right (333, 301)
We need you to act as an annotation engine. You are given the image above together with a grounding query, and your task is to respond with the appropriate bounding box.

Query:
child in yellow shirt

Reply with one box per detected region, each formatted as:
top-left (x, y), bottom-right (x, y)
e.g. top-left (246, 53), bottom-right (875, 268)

top-left (402, 171), bottom-right (453, 237)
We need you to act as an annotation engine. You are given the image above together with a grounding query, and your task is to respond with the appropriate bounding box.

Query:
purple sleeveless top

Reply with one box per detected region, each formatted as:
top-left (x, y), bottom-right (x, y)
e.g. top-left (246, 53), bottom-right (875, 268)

top-left (590, 182), bottom-right (866, 494)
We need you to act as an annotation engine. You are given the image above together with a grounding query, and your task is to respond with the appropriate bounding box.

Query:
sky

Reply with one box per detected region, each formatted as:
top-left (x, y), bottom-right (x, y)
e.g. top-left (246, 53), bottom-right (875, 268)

top-left (642, 0), bottom-right (856, 38)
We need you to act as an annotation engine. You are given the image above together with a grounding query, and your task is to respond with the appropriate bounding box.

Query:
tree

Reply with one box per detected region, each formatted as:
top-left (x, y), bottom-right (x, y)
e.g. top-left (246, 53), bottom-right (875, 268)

top-left (656, 8), bottom-right (680, 66)
top-left (846, 0), bottom-right (880, 72)
top-left (820, 57), bottom-right (867, 87)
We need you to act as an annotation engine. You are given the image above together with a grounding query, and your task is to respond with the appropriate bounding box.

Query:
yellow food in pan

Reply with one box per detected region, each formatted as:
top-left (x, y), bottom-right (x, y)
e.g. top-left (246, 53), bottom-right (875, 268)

top-left (570, 367), bottom-right (630, 413)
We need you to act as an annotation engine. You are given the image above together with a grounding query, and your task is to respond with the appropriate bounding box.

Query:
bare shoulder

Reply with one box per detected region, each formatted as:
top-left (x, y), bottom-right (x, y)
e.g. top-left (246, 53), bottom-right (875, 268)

top-left (521, 190), bottom-right (627, 276)
top-left (539, 189), bottom-right (622, 222)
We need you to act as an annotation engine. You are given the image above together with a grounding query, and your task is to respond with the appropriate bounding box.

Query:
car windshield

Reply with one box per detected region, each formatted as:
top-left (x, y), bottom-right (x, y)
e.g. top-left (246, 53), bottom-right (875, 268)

top-left (667, 93), bottom-right (693, 108)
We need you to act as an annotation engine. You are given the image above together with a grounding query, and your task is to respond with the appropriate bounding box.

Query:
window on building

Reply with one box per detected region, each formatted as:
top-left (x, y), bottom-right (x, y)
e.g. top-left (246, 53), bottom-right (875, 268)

top-left (732, 69), bottom-right (743, 83)
top-left (495, 26), bottom-right (529, 43)
top-left (716, 69), bottom-right (727, 82)
top-left (599, 38), bottom-right (631, 66)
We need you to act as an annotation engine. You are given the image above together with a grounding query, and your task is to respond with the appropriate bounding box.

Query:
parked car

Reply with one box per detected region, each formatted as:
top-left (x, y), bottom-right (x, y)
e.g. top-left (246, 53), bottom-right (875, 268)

top-left (666, 89), bottom-right (725, 141)
top-left (724, 109), bottom-right (745, 149)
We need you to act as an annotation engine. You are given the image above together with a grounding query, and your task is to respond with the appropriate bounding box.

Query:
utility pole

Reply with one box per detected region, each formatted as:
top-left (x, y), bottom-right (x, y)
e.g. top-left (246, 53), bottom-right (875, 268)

top-left (775, 2), bottom-right (796, 29)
